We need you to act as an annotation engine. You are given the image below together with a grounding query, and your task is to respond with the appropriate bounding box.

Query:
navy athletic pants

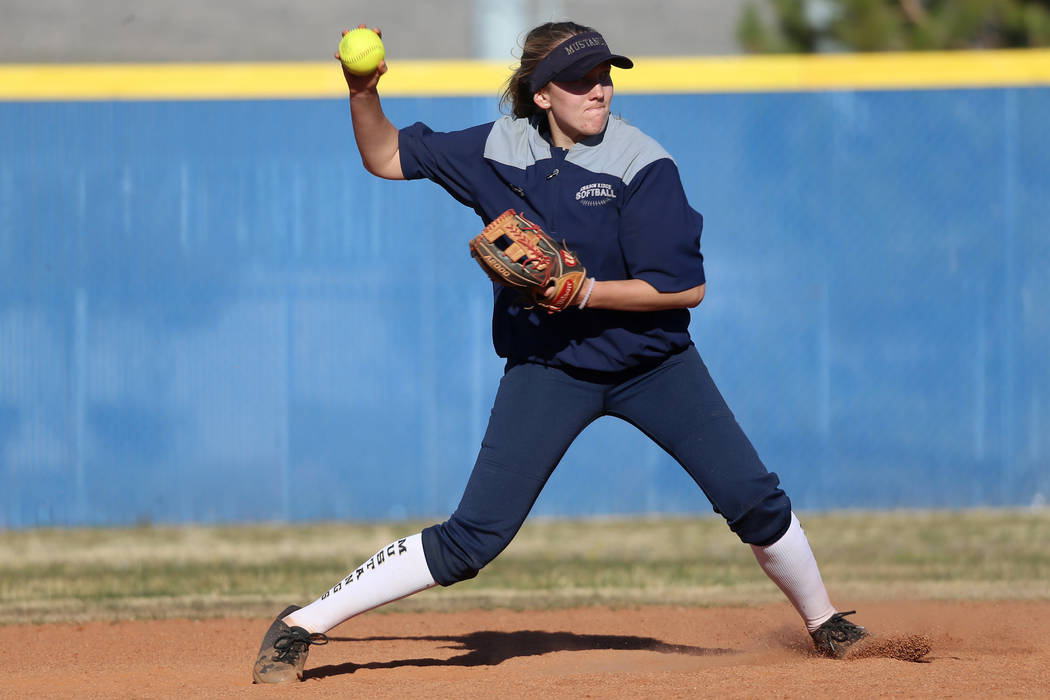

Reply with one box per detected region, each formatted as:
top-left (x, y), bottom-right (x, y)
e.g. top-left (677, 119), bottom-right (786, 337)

top-left (421, 346), bottom-right (792, 586)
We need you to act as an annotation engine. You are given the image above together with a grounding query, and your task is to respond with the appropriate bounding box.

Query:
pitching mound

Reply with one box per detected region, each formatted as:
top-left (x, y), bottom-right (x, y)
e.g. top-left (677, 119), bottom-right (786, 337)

top-left (4, 600), bottom-right (1047, 698)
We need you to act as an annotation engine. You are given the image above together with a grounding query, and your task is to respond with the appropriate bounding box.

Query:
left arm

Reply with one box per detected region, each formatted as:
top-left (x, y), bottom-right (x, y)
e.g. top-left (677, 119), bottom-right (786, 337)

top-left (612, 155), bottom-right (706, 313)
top-left (571, 278), bottom-right (705, 311)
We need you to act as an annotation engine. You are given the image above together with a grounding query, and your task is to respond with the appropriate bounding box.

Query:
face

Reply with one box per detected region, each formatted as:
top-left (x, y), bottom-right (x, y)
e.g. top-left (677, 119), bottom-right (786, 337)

top-left (533, 62), bottom-right (614, 148)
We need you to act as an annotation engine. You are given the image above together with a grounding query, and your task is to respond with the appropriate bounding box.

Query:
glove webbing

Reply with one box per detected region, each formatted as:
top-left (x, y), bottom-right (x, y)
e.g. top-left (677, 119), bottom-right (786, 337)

top-left (482, 214), bottom-right (553, 281)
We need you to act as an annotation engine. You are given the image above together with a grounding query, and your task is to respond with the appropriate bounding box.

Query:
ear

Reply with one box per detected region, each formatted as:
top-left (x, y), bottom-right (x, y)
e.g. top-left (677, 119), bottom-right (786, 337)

top-left (532, 88), bottom-right (551, 111)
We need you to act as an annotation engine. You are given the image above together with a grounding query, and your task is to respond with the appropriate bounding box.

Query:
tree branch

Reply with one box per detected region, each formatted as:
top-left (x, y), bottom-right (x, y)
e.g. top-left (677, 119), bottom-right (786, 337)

top-left (899, 0), bottom-right (929, 25)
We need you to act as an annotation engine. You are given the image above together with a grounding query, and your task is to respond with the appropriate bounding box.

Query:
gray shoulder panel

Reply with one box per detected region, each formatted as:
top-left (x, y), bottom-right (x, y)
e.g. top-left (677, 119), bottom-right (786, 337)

top-left (567, 116), bottom-right (673, 185)
top-left (483, 116), bottom-right (551, 169)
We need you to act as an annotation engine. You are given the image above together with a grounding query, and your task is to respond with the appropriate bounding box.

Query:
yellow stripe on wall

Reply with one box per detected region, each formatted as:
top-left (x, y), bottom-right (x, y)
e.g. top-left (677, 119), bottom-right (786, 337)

top-left (619, 49), bottom-right (1050, 93)
top-left (2, 49), bottom-right (1050, 101)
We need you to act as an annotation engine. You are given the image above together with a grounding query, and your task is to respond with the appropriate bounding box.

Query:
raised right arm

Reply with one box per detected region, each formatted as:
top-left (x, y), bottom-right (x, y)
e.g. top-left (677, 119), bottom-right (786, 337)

top-left (337, 27), bottom-right (404, 180)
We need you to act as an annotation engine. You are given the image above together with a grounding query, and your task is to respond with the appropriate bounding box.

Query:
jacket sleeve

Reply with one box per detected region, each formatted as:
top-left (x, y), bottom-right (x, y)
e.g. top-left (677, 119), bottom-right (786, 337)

top-left (617, 158), bottom-right (705, 293)
top-left (398, 121), bottom-right (494, 210)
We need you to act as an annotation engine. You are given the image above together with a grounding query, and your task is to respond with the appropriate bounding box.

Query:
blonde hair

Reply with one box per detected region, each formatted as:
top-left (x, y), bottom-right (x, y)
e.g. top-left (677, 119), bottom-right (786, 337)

top-left (500, 21), bottom-right (595, 119)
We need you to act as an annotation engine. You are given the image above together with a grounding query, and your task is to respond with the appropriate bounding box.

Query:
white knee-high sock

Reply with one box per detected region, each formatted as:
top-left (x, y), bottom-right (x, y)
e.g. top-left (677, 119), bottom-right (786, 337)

top-left (750, 512), bottom-right (837, 632)
top-left (283, 533), bottom-right (436, 634)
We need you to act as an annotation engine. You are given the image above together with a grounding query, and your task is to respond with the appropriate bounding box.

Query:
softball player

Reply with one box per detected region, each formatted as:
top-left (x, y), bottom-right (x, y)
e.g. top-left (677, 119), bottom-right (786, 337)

top-left (252, 21), bottom-right (868, 683)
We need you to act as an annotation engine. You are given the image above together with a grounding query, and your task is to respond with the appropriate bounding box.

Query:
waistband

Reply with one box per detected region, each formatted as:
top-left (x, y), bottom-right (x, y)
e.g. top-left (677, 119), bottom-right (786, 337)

top-left (505, 344), bottom-right (694, 385)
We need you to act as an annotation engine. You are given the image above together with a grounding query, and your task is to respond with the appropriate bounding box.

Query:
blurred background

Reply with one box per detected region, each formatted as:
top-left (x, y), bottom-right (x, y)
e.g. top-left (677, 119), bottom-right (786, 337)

top-left (2, 0), bottom-right (1049, 528)
top-left (5, 0), bottom-right (1050, 62)
top-left (0, 0), bottom-right (753, 61)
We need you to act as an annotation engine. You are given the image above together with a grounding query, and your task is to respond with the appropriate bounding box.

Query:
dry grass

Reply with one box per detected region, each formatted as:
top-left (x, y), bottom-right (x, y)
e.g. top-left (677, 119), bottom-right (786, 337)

top-left (1, 509), bottom-right (1047, 624)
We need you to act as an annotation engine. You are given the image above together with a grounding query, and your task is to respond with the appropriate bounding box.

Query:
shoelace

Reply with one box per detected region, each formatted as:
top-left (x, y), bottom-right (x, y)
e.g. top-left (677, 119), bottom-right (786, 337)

top-left (272, 630), bottom-right (328, 663)
top-left (824, 610), bottom-right (860, 642)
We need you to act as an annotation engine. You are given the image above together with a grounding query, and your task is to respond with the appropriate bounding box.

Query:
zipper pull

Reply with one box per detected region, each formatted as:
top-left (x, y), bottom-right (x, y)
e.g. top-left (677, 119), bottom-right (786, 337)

top-left (546, 168), bottom-right (559, 180)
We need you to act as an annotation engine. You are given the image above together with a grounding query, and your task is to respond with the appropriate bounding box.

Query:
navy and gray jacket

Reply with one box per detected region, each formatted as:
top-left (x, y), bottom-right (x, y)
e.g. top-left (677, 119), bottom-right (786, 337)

top-left (399, 114), bottom-right (705, 373)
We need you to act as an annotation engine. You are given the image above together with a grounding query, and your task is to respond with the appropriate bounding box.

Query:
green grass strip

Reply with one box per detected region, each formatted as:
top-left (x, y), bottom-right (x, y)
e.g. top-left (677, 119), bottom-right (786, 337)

top-left (1, 510), bottom-right (1047, 625)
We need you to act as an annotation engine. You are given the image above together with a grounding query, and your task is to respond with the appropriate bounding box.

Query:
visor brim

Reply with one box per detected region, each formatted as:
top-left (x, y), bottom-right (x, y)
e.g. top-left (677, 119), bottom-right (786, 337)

top-left (551, 54), bottom-right (634, 83)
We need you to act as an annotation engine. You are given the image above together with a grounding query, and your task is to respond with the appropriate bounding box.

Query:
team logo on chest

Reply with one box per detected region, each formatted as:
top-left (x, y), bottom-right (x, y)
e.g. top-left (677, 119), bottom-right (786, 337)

top-left (575, 182), bottom-right (617, 207)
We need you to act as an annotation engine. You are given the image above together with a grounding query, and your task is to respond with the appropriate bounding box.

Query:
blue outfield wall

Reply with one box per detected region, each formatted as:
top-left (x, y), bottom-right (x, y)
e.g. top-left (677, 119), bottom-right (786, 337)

top-left (1, 87), bottom-right (1049, 527)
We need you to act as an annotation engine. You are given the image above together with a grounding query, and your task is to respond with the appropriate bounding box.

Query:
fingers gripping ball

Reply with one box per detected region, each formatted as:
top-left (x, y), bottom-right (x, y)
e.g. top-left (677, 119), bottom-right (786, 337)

top-left (469, 210), bottom-right (588, 313)
top-left (339, 28), bottom-right (385, 75)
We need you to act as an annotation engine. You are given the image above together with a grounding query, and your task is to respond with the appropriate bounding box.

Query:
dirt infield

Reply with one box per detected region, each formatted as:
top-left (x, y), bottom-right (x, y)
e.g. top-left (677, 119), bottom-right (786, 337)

top-left (3, 600), bottom-right (1047, 698)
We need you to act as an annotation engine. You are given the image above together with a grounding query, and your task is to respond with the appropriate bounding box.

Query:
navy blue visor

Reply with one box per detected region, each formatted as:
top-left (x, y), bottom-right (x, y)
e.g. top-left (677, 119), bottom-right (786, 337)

top-left (528, 31), bottom-right (633, 93)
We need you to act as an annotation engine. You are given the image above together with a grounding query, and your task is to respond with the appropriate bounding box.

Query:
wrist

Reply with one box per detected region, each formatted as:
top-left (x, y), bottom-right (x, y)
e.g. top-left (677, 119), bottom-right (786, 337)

top-left (577, 278), bottom-right (597, 309)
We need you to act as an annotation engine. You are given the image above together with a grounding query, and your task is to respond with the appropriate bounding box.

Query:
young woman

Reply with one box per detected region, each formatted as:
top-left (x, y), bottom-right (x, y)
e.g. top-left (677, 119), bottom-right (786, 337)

top-left (252, 21), bottom-right (868, 684)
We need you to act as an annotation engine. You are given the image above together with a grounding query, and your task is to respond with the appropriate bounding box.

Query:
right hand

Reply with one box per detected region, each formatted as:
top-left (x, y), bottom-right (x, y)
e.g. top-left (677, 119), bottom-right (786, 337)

top-left (335, 25), bottom-right (388, 95)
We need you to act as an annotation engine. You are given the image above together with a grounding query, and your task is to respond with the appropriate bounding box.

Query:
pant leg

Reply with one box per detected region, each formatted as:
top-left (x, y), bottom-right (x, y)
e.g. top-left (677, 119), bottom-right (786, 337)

top-left (606, 347), bottom-right (792, 546)
top-left (423, 362), bottom-right (603, 585)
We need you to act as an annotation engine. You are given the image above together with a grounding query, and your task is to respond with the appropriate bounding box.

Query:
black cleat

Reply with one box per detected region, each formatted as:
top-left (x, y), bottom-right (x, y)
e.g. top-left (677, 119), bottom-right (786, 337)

top-left (252, 605), bottom-right (328, 683)
top-left (811, 610), bottom-right (869, 659)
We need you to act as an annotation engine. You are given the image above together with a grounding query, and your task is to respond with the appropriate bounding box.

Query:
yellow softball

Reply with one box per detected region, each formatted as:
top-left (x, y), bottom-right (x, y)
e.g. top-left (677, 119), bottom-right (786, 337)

top-left (338, 28), bottom-right (385, 76)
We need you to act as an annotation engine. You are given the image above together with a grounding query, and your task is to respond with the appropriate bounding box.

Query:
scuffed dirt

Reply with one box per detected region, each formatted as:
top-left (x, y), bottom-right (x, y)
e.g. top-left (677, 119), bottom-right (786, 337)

top-left (849, 633), bottom-right (932, 662)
